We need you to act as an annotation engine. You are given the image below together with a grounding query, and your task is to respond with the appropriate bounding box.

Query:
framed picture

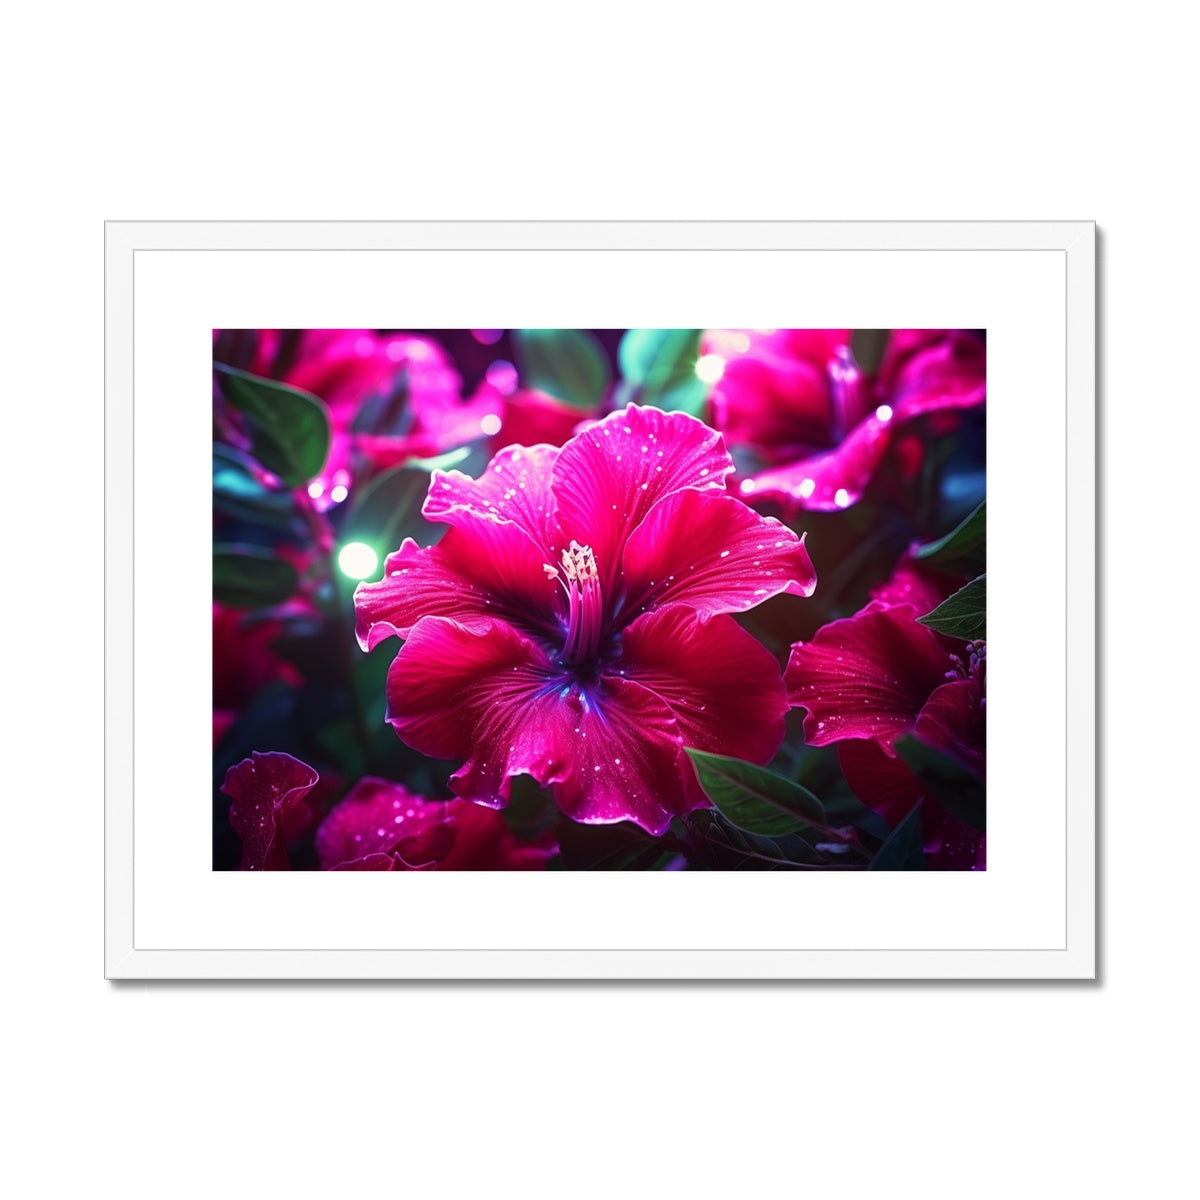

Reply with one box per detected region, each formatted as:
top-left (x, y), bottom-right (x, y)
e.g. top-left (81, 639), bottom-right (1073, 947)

top-left (105, 220), bottom-right (1095, 979)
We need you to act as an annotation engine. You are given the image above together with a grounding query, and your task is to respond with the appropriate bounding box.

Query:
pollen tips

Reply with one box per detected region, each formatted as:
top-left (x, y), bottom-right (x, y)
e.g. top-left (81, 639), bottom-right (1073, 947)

top-left (561, 540), bottom-right (598, 585)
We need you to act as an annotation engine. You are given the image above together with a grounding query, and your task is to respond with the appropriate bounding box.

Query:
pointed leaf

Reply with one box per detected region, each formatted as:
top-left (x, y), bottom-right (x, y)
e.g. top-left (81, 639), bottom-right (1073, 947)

top-left (513, 329), bottom-right (610, 410)
top-left (917, 574), bottom-right (986, 640)
top-left (342, 464), bottom-right (444, 554)
top-left (213, 544), bottom-right (299, 608)
top-left (867, 801), bottom-right (926, 871)
top-left (212, 444), bottom-right (303, 531)
top-left (913, 500), bottom-right (986, 570)
top-left (215, 362), bottom-right (331, 486)
top-left (684, 811), bottom-right (827, 869)
top-left (685, 748), bottom-right (828, 835)
top-left (618, 329), bottom-right (710, 416)
top-left (556, 817), bottom-right (672, 871)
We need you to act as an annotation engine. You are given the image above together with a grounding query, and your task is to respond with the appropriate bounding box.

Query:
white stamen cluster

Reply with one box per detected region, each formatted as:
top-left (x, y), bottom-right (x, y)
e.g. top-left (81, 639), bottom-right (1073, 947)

top-left (559, 540), bottom-right (598, 585)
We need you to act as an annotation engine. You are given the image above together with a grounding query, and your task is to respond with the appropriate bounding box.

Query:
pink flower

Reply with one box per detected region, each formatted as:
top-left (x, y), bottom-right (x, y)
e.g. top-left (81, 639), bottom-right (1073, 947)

top-left (314, 777), bottom-right (554, 871)
top-left (784, 565), bottom-right (985, 868)
top-left (215, 329), bottom-right (503, 506)
top-left (220, 751), bottom-right (320, 871)
top-left (354, 404), bottom-right (818, 835)
top-left (704, 329), bottom-right (985, 512)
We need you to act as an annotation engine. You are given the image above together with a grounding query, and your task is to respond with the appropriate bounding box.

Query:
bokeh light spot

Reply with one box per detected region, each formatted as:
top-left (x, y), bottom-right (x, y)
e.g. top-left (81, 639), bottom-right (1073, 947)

top-left (338, 542), bottom-right (378, 580)
top-left (695, 354), bottom-right (726, 384)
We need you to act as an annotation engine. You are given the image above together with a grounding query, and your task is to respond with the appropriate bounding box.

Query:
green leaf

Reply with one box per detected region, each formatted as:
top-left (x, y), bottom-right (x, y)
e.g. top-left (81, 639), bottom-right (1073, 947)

top-left (684, 811), bottom-right (827, 869)
top-left (402, 446), bottom-right (472, 473)
top-left (918, 574), bottom-right (986, 640)
top-left (556, 818), bottom-right (673, 871)
top-left (513, 329), bottom-right (610, 410)
top-left (213, 544), bottom-right (299, 608)
top-left (342, 463), bottom-right (444, 557)
top-left (214, 363), bottom-right (331, 487)
top-left (894, 736), bottom-right (986, 832)
top-left (867, 802), bottom-right (926, 871)
top-left (685, 748), bottom-right (828, 835)
top-left (617, 329), bottom-right (710, 417)
top-left (913, 500), bottom-right (986, 570)
top-left (212, 444), bottom-right (304, 530)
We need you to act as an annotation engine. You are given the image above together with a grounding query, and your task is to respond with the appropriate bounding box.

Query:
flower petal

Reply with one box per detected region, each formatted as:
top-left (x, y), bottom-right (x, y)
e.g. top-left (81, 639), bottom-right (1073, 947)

top-left (617, 488), bottom-right (816, 623)
top-left (914, 678), bottom-right (987, 777)
top-left (744, 411), bottom-right (895, 512)
top-left (384, 615), bottom-right (702, 835)
top-left (786, 604), bottom-right (952, 748)
top-left (551, 404), bottom-right (733, 598)
top-left (620, 608), bottom-right (788, 766)
top-left (383, 614), bottom-right (561, 784)
top-left (353, 516), bottom-right (562, 650)
top-left (221, 751), bottom-right (319, 871)
top-left (706, 329), bottom-right (840, 453)
top-left (314, 777), bottom-right (450, 868)
top-left (315, 775), bottom-right (552, 871)
top-left (882, 330), bottom-right (986, 421)
top-left (422, 442), bottom-right (562, 555)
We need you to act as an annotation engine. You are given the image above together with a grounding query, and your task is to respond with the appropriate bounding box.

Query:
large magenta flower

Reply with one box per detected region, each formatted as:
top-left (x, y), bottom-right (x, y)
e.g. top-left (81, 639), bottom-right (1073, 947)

top-left (315, 777), bottom-right (554, 871)
top-left (354, 404), bottom-right (818, 835)
top-left (785, 565), bottom-right (986, 868)
top-left (703, 329), bottom-right (985, 512)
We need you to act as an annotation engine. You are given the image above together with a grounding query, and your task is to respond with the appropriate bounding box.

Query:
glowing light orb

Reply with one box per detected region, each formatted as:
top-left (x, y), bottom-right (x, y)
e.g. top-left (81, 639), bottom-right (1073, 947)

top-left (307, 481), bottom-right (325, 499)
top-left (329, 484), bottom-right (349, 504)
top-left (875, 404), bottom-right (894, 422)
top-left (834, 488), bottom-right (851, 508)
top-left (695, 354), bottom-right (726, 384)
top-left (480, 413), bottom-right (503, 436)
top-left (338, 542), bottom-right (378, 580)
top-left (798, 478), bottom-right (816, 499)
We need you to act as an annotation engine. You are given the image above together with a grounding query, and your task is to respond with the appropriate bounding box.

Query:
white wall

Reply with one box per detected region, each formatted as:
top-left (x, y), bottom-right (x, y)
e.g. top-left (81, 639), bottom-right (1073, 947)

top-left (5, 3), bottom-right (1184, 1196)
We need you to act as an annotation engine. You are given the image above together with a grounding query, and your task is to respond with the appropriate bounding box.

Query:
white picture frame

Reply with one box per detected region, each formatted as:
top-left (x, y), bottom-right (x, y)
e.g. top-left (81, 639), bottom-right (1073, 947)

top-left (105, 220), bottom-right (1095, 979)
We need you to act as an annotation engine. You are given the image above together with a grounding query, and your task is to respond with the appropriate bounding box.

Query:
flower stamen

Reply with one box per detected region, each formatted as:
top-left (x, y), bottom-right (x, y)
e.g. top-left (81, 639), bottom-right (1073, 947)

top-left (553, 540), bottom-right (603, 665)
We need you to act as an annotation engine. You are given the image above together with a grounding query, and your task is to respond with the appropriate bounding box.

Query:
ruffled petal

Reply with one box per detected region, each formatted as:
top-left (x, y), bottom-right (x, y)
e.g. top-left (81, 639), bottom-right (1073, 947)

top-left (314, 775), bottom-right (552, 871)
top-left (914, 678), bottom-right (987, 777)
top-left (551, 404), bottom-right (732, 599)
top-left (706, 329), bottom-right (839, 453)
top-left (523, 675), bottom-right (701, 836)
top-left (617, 488), bottom-right (816, 623)
top-left (422, 442), bottom-right (562, 555)
top-left (743, 411), bottom-right (895, 512)
top-left (786, 605), bottom-right (952, 748)
top-left (884, 330), bottom-right (986, 421)
top-left (383, 614), bottom-right (558, 760)
top-left (353, 516), bottom-right (562, 650)
top-left (867, 561), bottom-right (957, 615)
top-left (437, 801), bottom-right (557, 871)
top-left (620, 608), bottom-right (788, 766)
top-left (384, 615), bottom-right (703, 835)
top-left (314, 777), bottom-right (451, 869)
top-left (221, 751), bottom-right (319, 871)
